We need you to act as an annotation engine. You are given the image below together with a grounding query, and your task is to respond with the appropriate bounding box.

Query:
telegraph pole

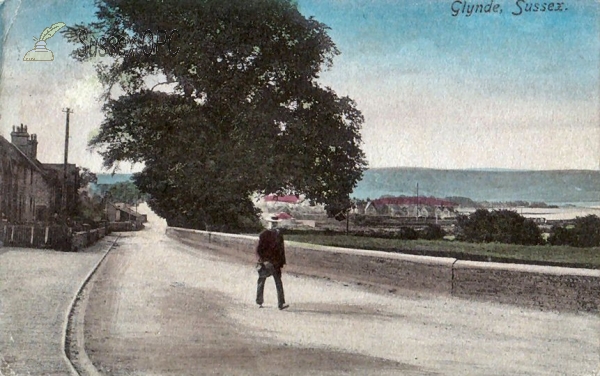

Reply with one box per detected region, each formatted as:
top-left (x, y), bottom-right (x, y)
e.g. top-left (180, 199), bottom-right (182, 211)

top-left (62, 108), bottom-right (73, 216)
top-left (416, 182), bottom-right (419, 220)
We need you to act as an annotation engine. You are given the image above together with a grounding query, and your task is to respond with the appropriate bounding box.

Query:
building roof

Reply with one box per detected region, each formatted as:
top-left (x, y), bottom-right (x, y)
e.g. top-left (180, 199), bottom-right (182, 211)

top-left (274, 212), bottom-right (293, 220)
top-left (0, 132), bottom-right (79, 190)
top-left (0, 136), bottom-right (46, 175)
top-left (372, 196), bottom-right (456, 207)
top-left (42, 163), bottom-right (79, 175)
top-left (364, 201), bottom-right (387, 215)
top-left (264, 194), bottom-right (300, 204)
top-left (112, 202), bottom-right (144, 217)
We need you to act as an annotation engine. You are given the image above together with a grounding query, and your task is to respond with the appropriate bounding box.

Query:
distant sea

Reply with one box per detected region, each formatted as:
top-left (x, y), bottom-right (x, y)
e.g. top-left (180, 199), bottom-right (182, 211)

top-left (95, 169), bottom-right (600, 207)
top-left (95, 173), bottom-right (134, 185)
top-left (352, 168), bottom-right (600, 206)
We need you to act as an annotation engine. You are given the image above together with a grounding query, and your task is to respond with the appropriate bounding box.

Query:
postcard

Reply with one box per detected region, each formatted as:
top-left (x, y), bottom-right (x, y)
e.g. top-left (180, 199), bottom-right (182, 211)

top-left (0, 1), bottom-right (598, 375)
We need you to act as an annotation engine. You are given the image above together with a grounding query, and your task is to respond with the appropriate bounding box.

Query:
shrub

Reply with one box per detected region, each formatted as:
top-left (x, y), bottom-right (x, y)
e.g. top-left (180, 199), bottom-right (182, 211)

top-left (395, 227), bottom-right (418, 240)
top-left (420, 224), bottom-right (446, 240)
top-left (549, 215), bottom-right (600, 247)
top-left (547, 225), bottom-right (575, 246)
top-left (456, 209), bottom-right (543, 245)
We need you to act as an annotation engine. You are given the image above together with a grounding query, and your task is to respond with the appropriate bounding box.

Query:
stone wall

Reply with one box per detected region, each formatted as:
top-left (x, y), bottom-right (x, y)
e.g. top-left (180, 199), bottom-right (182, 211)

top-left (167, 227), bottom-right (600, 313)
top-left (453, 261), bottom-right (600, 312)
top-left (71, 227), bottom-right (107, 252)
top-left (108, 221), bottom-right (143, 232)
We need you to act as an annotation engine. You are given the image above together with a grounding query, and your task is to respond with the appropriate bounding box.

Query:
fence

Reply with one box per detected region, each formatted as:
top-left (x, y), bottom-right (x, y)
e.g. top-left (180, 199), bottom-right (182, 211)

top-left (1, 223), bottom-right (109, 251)
top-left (0, 224), bottom-right (69, 249)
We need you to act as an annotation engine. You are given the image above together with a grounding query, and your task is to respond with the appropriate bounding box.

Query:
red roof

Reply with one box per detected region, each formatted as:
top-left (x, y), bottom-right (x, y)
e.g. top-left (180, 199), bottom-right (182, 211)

top-left (264, 194), bottom-right (299, 204)
top-left (275, 212), bottom-right (293, 220)
top-left (372, 197), bottom-right (456, 207)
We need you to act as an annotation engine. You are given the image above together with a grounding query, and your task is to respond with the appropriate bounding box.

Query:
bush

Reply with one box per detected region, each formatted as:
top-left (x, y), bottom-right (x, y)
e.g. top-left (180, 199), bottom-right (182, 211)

top-left (547, 226), bottom-right (575, 246)
top-left (395, 227), bottom-right (418, 240)
top-left (420, 224), bottom-right (446, 240)
top-left (456, 209), bottom-right (543, 245)
top-left (549, 215), bottom-right (600, 247)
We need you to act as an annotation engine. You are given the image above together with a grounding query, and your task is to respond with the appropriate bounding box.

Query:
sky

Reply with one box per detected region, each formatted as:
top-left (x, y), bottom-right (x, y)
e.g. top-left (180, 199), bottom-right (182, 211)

top-left (0, 0), bottom-right (599, 172)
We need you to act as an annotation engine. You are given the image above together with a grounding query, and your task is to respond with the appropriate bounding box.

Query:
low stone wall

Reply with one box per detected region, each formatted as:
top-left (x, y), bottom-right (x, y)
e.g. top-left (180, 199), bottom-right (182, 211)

top-left (171, 228), bottom-right (446, 291)
top-left (195, 229), bottom-right (454, 294)
top-left (71, 228), bottom-right (106, 252)
top-left (453, 261), bottom-right (600, 312)
top-left (167, 227), bottom-right (600, 312)
top-left (108, 221), bottom-right (143, 232)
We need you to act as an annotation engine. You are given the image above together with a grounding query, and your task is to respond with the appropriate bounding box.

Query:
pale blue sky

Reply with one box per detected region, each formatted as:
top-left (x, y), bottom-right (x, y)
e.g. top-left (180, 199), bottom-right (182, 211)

top-left (1, 0), bottom-right (599, 172)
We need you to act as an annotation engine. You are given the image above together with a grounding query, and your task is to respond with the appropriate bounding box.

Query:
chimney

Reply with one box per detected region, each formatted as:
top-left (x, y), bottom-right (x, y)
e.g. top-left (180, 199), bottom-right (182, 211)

top-left (10, 124), bottom-right (37, 159)
top-left (30, 134), bottom-right (38, 159)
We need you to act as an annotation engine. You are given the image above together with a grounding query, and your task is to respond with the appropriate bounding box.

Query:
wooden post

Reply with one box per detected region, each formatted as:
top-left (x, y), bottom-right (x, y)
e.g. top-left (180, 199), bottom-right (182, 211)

top-left (346, 210), bottom-right (349, 234)
top-left (416, 182), bottom-right (419, 221)
top-left (30, 226), bottom-right (34, 245)
top-left (45, 226), bottom-right (49, 244)
top-left (62, 108), bottom-right (73, 216)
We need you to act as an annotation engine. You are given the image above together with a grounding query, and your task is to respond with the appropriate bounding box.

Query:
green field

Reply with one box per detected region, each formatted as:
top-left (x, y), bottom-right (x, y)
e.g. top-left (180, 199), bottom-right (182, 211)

top-left (285, 233), bottom-right (600, 269)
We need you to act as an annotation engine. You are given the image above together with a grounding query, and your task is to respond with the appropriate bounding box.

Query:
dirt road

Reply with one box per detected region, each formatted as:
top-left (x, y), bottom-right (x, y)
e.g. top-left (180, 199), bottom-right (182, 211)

top-left (83, 207), bottom-right (600, 375)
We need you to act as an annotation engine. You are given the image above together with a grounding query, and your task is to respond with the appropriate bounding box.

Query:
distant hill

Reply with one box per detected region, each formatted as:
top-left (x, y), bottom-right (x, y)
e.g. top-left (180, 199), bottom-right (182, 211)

top-left (89, 173), bottom-right (134, 195)
top-left (91, 170), bottom-right (600, 205)
top-left (95, 173), bottom-right (133, 185)
top-left (352, 168), bottom-right (600, 204)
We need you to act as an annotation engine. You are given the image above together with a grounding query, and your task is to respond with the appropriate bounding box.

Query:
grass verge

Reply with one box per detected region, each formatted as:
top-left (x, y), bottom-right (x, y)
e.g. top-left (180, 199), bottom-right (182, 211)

top-left (285, 233), bottom-right (600, 269)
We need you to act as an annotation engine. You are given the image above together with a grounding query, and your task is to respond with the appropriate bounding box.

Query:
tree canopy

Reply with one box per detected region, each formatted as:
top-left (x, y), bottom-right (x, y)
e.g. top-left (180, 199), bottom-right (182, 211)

top-left (106, 181), bottom-right (145, 206)
top-left (63, 0), bottom-right (366, 231)
top-left (78, 167), bottom-right (98, 188)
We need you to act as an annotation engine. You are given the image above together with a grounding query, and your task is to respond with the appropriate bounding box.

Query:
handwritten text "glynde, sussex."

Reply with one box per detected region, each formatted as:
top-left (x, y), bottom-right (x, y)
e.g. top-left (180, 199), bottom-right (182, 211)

top-left (451, 0), bottom-right (568, 16)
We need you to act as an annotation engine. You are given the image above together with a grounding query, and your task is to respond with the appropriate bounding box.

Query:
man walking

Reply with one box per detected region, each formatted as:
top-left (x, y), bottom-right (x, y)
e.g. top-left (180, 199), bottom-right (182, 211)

top-left (256, 217), bottom-right (289, 310)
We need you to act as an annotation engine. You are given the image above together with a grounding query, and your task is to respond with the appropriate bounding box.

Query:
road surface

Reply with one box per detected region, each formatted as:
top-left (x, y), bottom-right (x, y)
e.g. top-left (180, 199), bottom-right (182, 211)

top-left (82, 207), bottom-right (600, 375)
top-left (0, 236), bottom-right (117, 375)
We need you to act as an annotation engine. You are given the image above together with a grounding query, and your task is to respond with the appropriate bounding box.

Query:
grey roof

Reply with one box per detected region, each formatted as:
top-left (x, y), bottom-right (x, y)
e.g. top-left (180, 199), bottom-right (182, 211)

top-left (0, 136), bottom-right (46, 175)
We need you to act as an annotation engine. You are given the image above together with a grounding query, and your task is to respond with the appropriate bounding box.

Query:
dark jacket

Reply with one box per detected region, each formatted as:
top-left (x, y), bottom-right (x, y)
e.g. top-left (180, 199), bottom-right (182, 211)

top-left (256, 229), bottom-right (286, 268)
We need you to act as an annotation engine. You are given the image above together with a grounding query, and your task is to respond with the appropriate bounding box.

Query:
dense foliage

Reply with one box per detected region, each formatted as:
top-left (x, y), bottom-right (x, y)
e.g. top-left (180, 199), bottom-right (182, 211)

top-left (456, 209), bottom-right (543, 245)
top-left (78, 168), bottom-right (98, 187)
top-left (106, 181), bottom-right (145, 205)
top-left (72, 168), bottom-right (99, 221)
top-left (420, 224), bottom-right (446, 240)
top-left (76, 192), bottom-right (105, 223)
top-left (63, 0), bottom-right (366, 232)
top-left (548, 215), bottom-right (600, 247)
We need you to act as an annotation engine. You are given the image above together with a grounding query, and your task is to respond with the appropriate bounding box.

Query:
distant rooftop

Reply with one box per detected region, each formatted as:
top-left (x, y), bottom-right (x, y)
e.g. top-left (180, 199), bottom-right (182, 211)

top-left (372, 196), bottom-right (456, 207)
top-left (264, 194), bottom-right (300, 204)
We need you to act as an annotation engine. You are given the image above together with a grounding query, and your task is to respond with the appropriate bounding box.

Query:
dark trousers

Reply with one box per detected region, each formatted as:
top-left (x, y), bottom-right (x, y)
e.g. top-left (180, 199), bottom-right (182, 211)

top-left (256, 267), bottom-right (285, 308)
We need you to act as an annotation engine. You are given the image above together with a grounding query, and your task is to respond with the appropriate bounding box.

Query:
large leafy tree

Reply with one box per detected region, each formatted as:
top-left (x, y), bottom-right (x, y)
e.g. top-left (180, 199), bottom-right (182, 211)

top-left (63, 0), bottom-right (366, 232)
